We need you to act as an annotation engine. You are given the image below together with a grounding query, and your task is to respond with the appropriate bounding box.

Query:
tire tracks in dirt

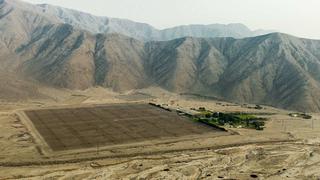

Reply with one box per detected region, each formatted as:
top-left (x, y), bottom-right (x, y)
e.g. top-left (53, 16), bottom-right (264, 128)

top-left (0, 139), bottom-right (309, 167)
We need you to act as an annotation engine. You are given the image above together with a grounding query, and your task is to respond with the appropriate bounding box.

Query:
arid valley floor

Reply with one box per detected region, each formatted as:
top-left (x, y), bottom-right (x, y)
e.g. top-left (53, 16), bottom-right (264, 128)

top-left (0, 87), bottom-right (320, 180)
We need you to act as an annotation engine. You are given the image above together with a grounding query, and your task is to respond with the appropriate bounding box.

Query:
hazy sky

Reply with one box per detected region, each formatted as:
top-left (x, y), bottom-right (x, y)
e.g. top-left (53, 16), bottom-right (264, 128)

top-left (23, 0), bottom-right (320, 39)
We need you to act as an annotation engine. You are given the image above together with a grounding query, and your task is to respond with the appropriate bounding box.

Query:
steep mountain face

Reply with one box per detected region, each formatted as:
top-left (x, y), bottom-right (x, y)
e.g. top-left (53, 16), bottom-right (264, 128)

top-left (1, 0), bottom-right (320, 112)
top-left (2, 0), bottom-right (273, 42)
top-left (12, 30), bottom-right (320, 111)
top-left (209, 34), bottom-right (320, 111)
top-left (12, 24), bottom-right (147, 91)
top-left (144, 34), bottom-right (320, 111)
top-left (18, 24), bottom-right (96, 89)
top-left (93, 34), bottom-right (148, 91)
top-left (35, 3), bottom-right (159, 41)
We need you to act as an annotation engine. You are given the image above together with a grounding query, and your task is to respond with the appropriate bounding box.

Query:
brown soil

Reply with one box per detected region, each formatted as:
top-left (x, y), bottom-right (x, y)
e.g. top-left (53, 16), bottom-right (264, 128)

top-left (0, 87), bottom-right (319, 179)
top-left (23, 104), bottom-right (226, 151)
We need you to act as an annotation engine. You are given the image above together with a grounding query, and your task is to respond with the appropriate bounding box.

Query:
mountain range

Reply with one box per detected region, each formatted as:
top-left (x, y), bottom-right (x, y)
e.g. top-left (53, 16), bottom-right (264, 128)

top-left (1, 0), bottom-right (274, 42)
top-left (1, 0), bottom-right (320, 112)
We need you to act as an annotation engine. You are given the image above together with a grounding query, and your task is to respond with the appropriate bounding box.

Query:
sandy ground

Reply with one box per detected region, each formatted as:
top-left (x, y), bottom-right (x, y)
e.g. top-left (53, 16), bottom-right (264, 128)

top-left (0, 87), bottom-right (320, 180)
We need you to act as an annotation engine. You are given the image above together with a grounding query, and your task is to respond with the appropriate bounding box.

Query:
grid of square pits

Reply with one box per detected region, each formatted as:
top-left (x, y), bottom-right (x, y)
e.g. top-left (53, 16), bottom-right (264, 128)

top-left (24, 104), bottom-right (221, 151)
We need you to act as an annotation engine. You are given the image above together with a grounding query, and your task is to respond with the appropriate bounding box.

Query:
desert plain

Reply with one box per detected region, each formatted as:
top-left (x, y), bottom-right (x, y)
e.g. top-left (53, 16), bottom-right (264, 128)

top-left (0, 87), bottom-right (319, 180)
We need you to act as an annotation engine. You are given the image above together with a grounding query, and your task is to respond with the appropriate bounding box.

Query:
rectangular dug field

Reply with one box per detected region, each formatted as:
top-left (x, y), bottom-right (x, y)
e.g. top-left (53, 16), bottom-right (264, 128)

top-left (24, 104), bottom-right (224, 151)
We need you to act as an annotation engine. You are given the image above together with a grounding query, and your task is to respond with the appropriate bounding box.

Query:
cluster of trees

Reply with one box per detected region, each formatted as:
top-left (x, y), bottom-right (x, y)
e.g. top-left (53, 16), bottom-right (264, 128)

top-left (194, 108), bottom-right (266, 130)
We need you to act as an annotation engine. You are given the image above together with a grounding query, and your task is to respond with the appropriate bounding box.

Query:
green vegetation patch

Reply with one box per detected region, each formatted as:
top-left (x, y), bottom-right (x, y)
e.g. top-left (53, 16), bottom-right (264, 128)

top-left (193, 108), bottom-right (266, 130)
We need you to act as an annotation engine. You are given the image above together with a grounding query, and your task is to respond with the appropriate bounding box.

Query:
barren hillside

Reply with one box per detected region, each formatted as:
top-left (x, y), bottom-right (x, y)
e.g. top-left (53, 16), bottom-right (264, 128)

top-left (1, 0), bottom-right (320, 112)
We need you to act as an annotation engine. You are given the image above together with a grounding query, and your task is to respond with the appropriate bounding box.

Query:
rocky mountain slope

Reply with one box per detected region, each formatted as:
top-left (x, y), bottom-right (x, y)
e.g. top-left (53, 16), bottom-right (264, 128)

top-left (2, 0), bottom-right (273, 41)
top-left (1, 0), bottom-right (320, 112)
top-left (144, 34), bottom-right (320, 112)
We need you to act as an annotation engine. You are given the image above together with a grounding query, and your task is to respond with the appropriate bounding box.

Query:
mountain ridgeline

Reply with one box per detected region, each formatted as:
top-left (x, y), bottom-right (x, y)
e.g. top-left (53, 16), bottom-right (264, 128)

top-left (1, 0), bottom-right (320, 112)
top-left (0, 0), bottom-right (273, 42)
